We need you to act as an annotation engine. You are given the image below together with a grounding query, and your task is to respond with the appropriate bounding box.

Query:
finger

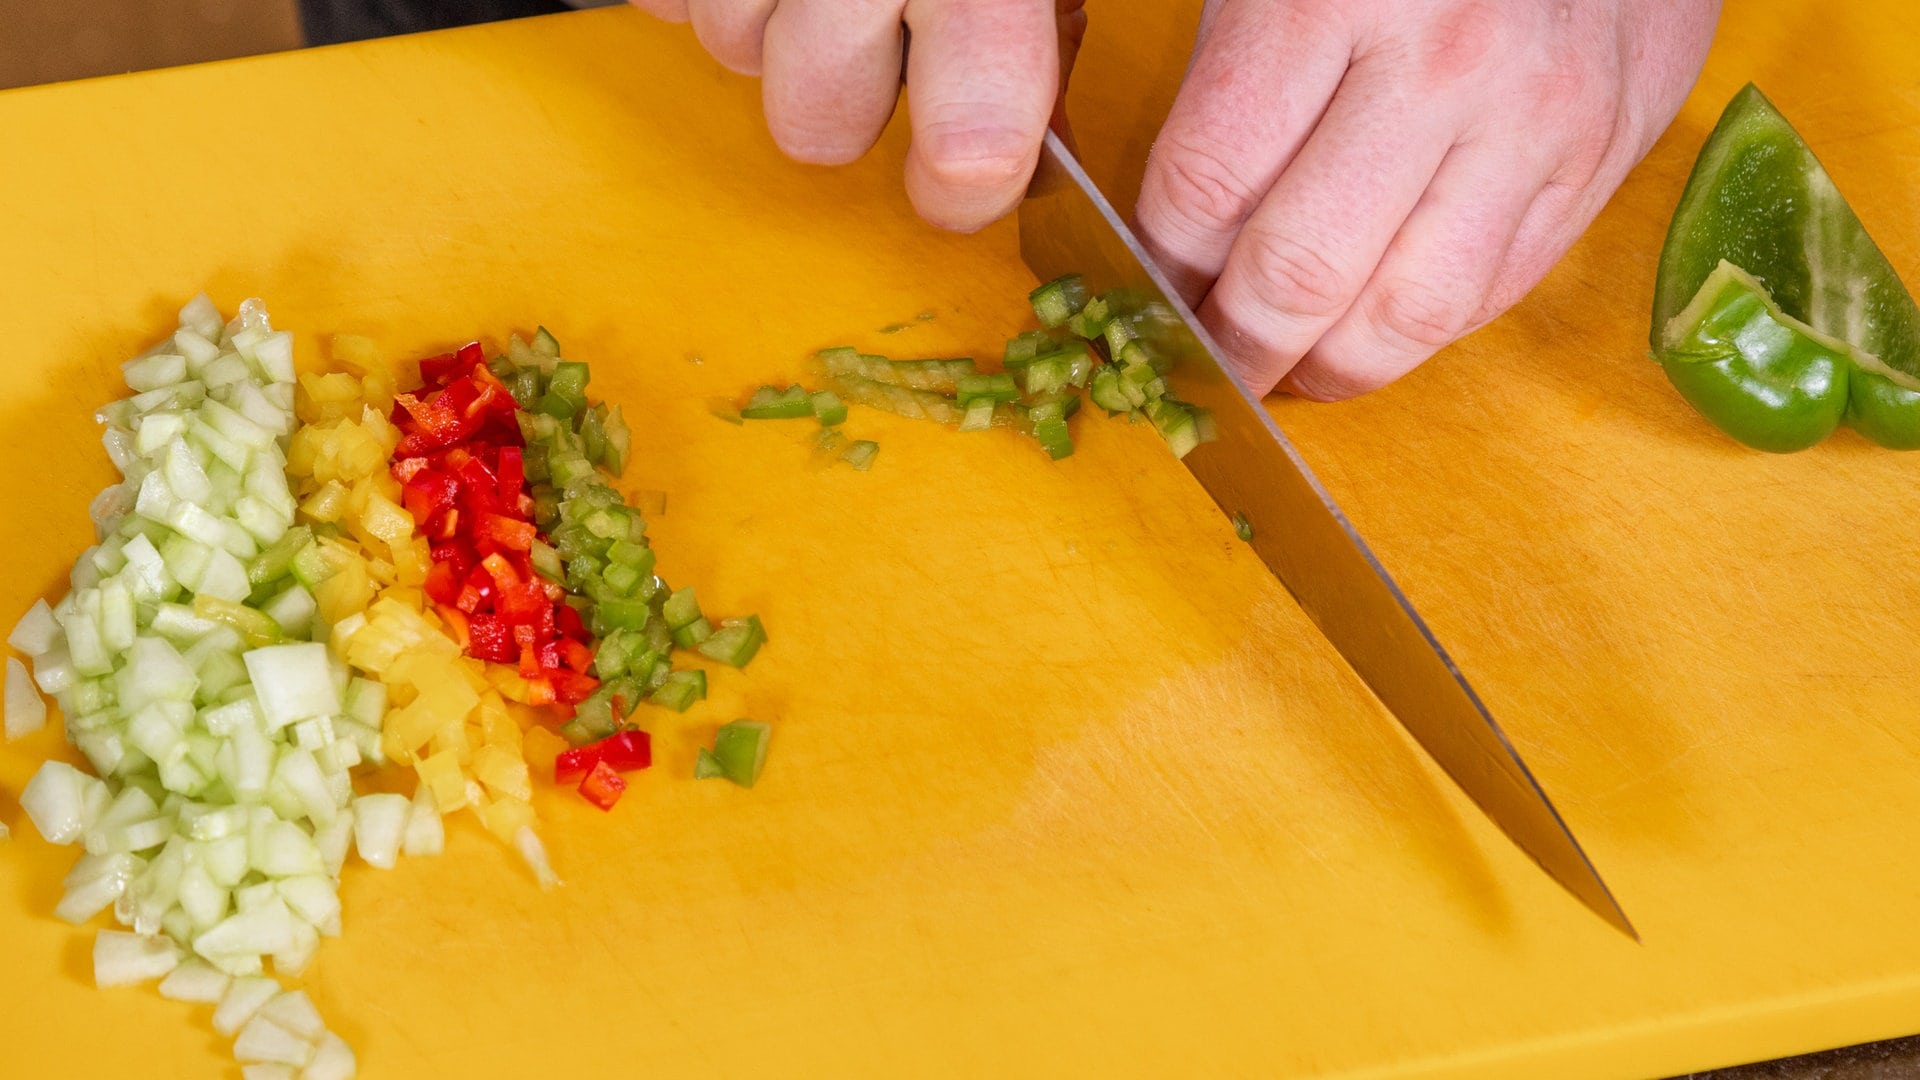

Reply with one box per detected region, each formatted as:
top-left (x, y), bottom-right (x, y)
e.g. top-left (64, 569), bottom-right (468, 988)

top-left (1480, 137), bottom-right (1643, 321)
top-left (901, 0), bottom-right (1059, 233)
top-left (687, 0), bottom-right (778, 76)
top-left (1133, 0), bottom-right (1352, 303)
top-left (1198, 62), bottom-right (1458, 394)
top-left (627, 0), bottom-right (690, 21)
top-left (1280, 143), bottom-right (1547, 400)
top-left (762, 0), bottom-right (907, 164)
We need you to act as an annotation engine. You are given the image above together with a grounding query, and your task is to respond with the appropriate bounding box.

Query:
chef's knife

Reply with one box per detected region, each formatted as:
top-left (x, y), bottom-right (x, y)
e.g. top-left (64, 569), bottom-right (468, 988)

top-left (1018, 131), bottom-right (1635, 940)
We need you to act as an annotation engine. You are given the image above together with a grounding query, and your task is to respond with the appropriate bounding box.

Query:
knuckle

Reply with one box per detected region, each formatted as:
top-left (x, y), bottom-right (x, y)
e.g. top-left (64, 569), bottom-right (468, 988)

top-left (1149, 134), bottom-right (1265, 238)
top-left (1552, 118), bottom-right (1617, 189)
top-left (1369, 280), bottom-right (1472, 352)
top-left (1239, 229), bottom-right (1354, 321)
top-left (1417, 1), bottom-right (1502, 85)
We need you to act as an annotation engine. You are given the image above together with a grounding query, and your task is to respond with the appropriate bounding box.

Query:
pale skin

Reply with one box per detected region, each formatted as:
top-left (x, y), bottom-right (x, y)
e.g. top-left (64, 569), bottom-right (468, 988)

top-left (627, 0), bottom-right (1722, 399)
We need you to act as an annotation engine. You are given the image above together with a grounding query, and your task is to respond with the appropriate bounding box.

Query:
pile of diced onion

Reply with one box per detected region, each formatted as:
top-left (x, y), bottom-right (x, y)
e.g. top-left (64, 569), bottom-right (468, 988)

top-left (1, 297), bottom-right (555, 1078)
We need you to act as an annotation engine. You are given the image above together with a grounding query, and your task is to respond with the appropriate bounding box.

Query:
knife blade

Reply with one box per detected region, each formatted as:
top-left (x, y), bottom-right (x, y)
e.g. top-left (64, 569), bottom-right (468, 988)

top-left (1018, 130), bottom-right (1635, 940)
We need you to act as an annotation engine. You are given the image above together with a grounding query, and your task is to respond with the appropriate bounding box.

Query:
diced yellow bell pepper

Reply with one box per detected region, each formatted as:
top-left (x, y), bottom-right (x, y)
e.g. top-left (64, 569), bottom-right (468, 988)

top-left (478, 797), bottom-right (536, 843)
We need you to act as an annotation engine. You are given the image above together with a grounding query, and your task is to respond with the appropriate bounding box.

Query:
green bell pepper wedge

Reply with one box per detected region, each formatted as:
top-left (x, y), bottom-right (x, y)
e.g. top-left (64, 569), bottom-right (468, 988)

top-left (1653, 83), bottom-right (1920, 450)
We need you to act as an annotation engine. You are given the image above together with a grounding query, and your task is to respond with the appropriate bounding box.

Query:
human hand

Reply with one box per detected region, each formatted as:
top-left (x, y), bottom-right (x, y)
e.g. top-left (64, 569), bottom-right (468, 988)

top-left (1134, 0), bottom-right (1721, 399)
top-left (626, 0), bottom-right (1084, 232)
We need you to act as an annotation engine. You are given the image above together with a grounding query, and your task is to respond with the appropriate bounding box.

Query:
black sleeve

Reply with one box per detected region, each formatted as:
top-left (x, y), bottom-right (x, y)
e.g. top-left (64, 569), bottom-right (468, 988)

top-left (299, 0), bottom-right (578, 46)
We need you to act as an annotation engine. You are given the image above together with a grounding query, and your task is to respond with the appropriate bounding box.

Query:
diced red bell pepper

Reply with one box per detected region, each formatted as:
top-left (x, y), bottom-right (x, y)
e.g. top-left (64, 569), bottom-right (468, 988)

top-left (423, 560), bottom-right (464, 607)
top-left (417, 350), bottom-right (471, 386)
top-left (429, 542), bottom-right (474, 574)
top-left (467, 614), bottom-right (517, 664)
top-left (555, 730), bottom-right (651, 783)
top-left (496, 447), bottom-right (524, 507)
top-left (538, 638), bottom-right (593, 675)
top-left (392, 456), bottom-right (429, 484)
top-left (499, 582), bottom-right (548, 625)
top-left (600, 730), bottom-right (650, 771)
top-left (402, 470), bottom-right (459, 521)
top-left (395, 392), bottom-right (462, 436)
top-left (548, 669), bottom-right (599, 705)
top-left (390, 346), bottom-right (579, 719)
top-left (437, 605), bottom-right (471, 649)
top-left (557, 639), bottom-right (594, 675)
top-left (578, 760), bottom-right (626, 810)
top-left (479, 513), bottom-right (535, 552)
top-left (481, 553), bottom-right (521, 593)
top-left (523, 677), bottom-right (557, 707)
top-left (424, 507), bottom-right (460, 542)
top-left (555, 602), bottom-right (589, 642)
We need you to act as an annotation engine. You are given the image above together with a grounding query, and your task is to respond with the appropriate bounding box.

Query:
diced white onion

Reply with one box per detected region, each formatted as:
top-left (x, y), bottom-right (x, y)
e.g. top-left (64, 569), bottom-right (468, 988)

top-left (234, 1014), bottom-right (314, 1068)
top-left (8, 598), bottom-right (60, 655)
top-left (350, 794), bottom-right (408, 870)
top-left (214, 976), bottom-right (284, 1037)
top-left (5, 657), bottom-right (48, 740)
top-left (93, 929), bottom-right (183, 987)
top-left (158, 958), bottom-right (232, 1004)
top-left (514, 827), bottom-right (561, 891)
top-left (401, 786), bottom-right (444, 858)
top-left (304, 1032), bottom-right (357, 1080)
top-left (258, 989), bottom-right (326, 1042)
top-left (21, 762), bottom-right (95, 845)
top-left (244, 643), bottom-right (341, 731)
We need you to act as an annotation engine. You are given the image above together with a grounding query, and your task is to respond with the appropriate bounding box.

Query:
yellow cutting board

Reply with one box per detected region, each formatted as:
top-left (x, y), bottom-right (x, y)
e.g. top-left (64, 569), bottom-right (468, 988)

top-left (2, 5), bottom-right (1919, 1077)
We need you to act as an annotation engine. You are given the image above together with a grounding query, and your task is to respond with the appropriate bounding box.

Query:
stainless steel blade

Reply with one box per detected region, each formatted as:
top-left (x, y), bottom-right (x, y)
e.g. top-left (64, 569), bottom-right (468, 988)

top-left (1019, 131), bottom-right (1635, 939)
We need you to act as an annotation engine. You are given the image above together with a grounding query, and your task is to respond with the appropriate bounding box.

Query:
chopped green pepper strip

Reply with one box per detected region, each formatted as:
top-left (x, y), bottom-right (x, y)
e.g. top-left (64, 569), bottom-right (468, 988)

top-left (740, 384), bottom-right (814, 420)
top-left (193, 595), bottom-right (281, 648)
top-left (1004, 330), bottom-right (1055, 365)
top-left (955, 373), bottom-right (1021, 407)
top-left (1032, 417), bottom-right (1074, 460)
top-left (1232, 512), bottom-right (1254, 542)
top-left (840, 440), bottom-right (880, 472)
top-left (1030, 274), bottom-right (1089, 328)
top-left (671, 617), bottom-right (714, 649)
top-left (809, 389), bottom-right (849, 426)
top-left (828, 375), bottom-right (964, 424)
top-left (662, 585), bottom-right (702, 630)
top-left (1089, 368), bottom-right (1130, 414)
top-left (694, 747), bottom-right (724, 779)
top-left (648, 669), bottom-right (707, 712)
top-left (815, 348), bottom-right (977, 393)
top-left (248, 525), bottom-right (314, 586)
top-left (959, 398), bottom-right (996, 432)
top-left (1066, 296), bottom-right (1111, 340)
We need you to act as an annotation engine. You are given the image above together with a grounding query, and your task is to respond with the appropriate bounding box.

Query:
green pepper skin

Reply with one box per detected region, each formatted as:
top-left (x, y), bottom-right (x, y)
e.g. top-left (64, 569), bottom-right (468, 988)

top-left (1660, 263), bottom-right (1848, 452)
top-left (1652, 84), bottom-right (1920, 450)
top-left (1846, 371), bottom-right (1920, 450)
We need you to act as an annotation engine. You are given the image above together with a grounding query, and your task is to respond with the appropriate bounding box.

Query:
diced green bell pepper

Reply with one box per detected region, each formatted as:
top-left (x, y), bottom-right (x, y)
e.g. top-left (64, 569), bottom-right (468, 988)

top-left (698, 719), bottom-right (770, 787)
top-left (648, 670), bottom-right (706, 713)
top-left (1029, 274), bottom-right (1089, 328)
